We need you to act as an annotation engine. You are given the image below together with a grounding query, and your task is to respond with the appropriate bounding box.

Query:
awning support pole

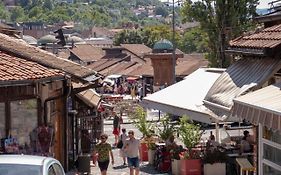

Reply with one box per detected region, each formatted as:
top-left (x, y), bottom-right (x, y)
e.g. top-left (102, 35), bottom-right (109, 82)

top-left (215, 122), bottom-right (219, 142)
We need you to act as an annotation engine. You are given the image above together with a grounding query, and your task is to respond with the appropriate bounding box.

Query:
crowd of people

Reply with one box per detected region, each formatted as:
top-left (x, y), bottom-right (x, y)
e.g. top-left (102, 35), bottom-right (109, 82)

top-left (99, 78), bottom-right (146, 100)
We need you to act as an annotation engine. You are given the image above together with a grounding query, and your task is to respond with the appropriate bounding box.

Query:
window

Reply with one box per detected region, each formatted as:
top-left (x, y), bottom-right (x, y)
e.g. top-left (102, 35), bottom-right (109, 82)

top-left (264, 144), bottom-right (281, 166)
top-left (263, 164), bottom-right (281, 175)
top-left (10, 99), bottom-right (37, 154)
top-left (263, 128), bottom-right (281, 145)
top-left (262, 126), bottom-right (281, 175)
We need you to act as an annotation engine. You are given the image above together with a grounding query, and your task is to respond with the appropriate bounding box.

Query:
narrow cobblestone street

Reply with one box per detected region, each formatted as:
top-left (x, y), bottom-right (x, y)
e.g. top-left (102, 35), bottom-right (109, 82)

top-left (90, 113), bottom-right (169, 175)
top-left (66, 108), bottom-right (249, 175)
top-left (67, 112), bottom-right (170, 175)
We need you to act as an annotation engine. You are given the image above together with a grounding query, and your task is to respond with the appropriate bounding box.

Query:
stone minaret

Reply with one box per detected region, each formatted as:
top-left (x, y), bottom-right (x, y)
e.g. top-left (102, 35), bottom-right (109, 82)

top-left (145, 39), bottom-right (183, 91)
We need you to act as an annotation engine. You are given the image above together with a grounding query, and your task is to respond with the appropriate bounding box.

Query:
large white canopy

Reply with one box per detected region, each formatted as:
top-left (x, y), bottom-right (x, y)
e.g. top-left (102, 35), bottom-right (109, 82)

top-left (140, 68), bottom-right (224, 123)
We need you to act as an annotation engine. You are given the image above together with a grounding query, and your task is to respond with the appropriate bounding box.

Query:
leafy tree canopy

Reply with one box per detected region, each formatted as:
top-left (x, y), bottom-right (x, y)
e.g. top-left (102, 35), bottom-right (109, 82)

top-left (181, 0), bottom-right (258, 67)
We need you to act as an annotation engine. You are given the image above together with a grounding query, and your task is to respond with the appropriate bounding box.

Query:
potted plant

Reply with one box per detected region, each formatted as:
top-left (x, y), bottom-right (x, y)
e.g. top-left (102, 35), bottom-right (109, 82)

top-left (202, 148), bottom-right (228, 175)
top-left (156, 115), bottom-right (175, 142)
top-left (129, 107), bottom-right (155, 161)
top-left (178, 115), bottom-right (203, 175)
top-left (147, 142), bottom-right (156, 164)
top-left (170, 145), bottom-right (184, 175)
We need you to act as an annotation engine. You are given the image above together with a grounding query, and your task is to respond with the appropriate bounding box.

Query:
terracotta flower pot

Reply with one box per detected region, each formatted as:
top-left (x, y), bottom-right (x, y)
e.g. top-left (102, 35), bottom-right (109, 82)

top-left (140, 142), bottom-right (148, 161)
top-left (180, 159), bottom-right (202, 175)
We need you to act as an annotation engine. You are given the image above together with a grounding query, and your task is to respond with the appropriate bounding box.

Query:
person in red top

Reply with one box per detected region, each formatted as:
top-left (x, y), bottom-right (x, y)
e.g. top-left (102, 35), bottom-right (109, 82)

top-left (112, 113), bottom-right (121, 146)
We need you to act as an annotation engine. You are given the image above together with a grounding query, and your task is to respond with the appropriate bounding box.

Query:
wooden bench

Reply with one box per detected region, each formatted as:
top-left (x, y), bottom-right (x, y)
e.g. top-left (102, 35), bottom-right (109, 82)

top-left (236, 157), bottom-right (255, 175)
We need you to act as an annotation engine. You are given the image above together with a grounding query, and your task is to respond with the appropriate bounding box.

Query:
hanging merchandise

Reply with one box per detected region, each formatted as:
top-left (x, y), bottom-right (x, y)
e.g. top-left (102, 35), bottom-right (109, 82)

top-left (4, 136), bottom-right (19, 153)
top-left (37, 126), bottom-right (53, 156)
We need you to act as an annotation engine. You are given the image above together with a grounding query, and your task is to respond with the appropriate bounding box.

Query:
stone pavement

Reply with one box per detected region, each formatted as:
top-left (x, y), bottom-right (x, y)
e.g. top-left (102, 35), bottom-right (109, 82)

top-left (66, 114), bottom-right (170, 175)
top-left (66, 105), bottom-right (249, 175)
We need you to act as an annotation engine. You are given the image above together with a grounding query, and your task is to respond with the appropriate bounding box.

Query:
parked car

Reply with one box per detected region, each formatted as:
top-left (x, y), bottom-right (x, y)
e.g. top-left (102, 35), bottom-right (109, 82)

top-left (0, 154), bottom-right (65, 175)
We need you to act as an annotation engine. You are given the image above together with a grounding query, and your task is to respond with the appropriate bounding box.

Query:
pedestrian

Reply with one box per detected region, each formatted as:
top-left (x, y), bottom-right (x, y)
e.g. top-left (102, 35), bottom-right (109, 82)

top-left (119, 128), bottom-right (128, 165)
top-left (240, 130), bottom-right (255, 153)
top-left (124, 130), bottom-right (141, 175)
top-left (137, 85), bottom-right (143, 101)
top-left (131, 84), bottom-right (136, 100)
top-left (112, 112), bottom-right (121, 146)
top-left (93, 134), bottom-right (114, 175)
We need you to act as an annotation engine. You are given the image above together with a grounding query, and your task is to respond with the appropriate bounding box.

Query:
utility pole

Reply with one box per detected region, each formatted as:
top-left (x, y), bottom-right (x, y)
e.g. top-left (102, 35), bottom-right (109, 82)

top-left (172, 0), bottom-right (176, 84)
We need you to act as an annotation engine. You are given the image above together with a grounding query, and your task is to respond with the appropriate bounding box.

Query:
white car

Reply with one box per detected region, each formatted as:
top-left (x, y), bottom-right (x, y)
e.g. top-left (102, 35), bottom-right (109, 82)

top-left (0, 154), bottom-right (65, 175)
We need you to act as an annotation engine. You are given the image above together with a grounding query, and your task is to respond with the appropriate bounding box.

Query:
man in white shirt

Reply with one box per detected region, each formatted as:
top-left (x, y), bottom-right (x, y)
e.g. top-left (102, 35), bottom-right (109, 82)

top-left (124, 130), bottom-right (141, 175)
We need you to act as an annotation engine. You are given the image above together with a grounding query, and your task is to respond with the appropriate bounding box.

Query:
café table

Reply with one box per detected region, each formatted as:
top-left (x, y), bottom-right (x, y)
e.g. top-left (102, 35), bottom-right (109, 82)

top-left (226, 152), bottom-right (254, 175)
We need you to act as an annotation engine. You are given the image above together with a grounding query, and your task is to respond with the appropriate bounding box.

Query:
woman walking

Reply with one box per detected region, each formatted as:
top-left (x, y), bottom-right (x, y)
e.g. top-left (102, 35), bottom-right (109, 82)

top-left (93, 134), bottom-right (114, 175)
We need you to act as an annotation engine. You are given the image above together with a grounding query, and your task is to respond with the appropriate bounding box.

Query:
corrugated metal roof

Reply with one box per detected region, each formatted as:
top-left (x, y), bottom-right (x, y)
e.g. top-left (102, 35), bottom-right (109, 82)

top-left (232, 82), bottom-right (281, 131)
top-left (0, 33), bottom-right (96, 79)
top-left (204, 58), bottom-right (281, 113)
top-left (229, 23), bottom-right (281, 49)
top-left (70, 44), bottom-right (105, 62)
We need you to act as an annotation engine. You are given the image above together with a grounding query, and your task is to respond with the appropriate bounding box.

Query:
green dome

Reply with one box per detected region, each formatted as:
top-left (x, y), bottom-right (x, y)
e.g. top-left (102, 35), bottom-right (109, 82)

top-left (153, 39), bottom-right (173, 52)
top-left (67, 36), bottom-right (85, 43)
top-left (37, 34), bottom-right (57, 45)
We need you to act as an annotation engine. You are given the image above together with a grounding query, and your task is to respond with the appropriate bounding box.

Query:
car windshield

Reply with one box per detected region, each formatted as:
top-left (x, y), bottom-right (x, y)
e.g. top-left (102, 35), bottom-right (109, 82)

top-left (0, 164), bottom-right (41, 175)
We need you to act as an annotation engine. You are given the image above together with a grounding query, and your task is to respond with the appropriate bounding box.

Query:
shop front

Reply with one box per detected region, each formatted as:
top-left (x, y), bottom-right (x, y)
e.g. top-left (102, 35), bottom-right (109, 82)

top-left (0, 53), bottom-right (69, 168)
top-left (0, 79), bottom-right (69, 164)
top-left (232, 82), bottom-right (281, 175)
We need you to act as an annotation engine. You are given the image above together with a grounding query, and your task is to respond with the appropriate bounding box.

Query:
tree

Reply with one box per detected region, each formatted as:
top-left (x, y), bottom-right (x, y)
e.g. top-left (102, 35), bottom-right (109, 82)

top-left (0, 3), bottom-right (10, 21)
top-left (10, 6), bottom-right (26, 22)
top-left (180, 27), bottom-right (208, 53)
top-left (18, 0), bottom-right (31, 8)
top-left (43, 0), bottom-right (54, 10)
top-left (114, 25), bottom-right (180, 48)
top-left (181, 0), bottom-right (258, 67)
top-left (155, 6), bottom-right (168, 18)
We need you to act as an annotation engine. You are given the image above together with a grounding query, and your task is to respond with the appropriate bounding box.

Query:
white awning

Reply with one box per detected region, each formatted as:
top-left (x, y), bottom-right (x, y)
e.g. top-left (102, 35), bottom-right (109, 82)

top-left (232, 82), bottom-right (281, 131)
top-left (203, 58), bottom-right (281, 121)
top-left (140, 68), bottom-right (224, 124)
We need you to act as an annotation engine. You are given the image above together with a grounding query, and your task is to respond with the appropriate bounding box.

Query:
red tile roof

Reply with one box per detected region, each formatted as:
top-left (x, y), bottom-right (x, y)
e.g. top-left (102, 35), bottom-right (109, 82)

top-left (229, 24), bottom-right (281, 49)
top-left (127, 54), bottom-right (208, 77)
top-left (176, 54), bottom-right (209, 76)
top-left (86, 59), bottom-right (121, 72)
top-left (0, 33), bottom-right (96, 78)
top-left (121, 44), bottom-right (152, 58)
top-left (0, 51), bottom-right (64, 81)
top-left (98, 61), bottom-right (138, 76)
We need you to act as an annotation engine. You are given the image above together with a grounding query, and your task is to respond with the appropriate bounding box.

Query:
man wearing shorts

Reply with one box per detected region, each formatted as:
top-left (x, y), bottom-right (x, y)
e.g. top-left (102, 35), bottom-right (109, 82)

top-left (124, 130), bottom-right (141, 175)
top-left (93, 134), bottom-right (114, 175)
